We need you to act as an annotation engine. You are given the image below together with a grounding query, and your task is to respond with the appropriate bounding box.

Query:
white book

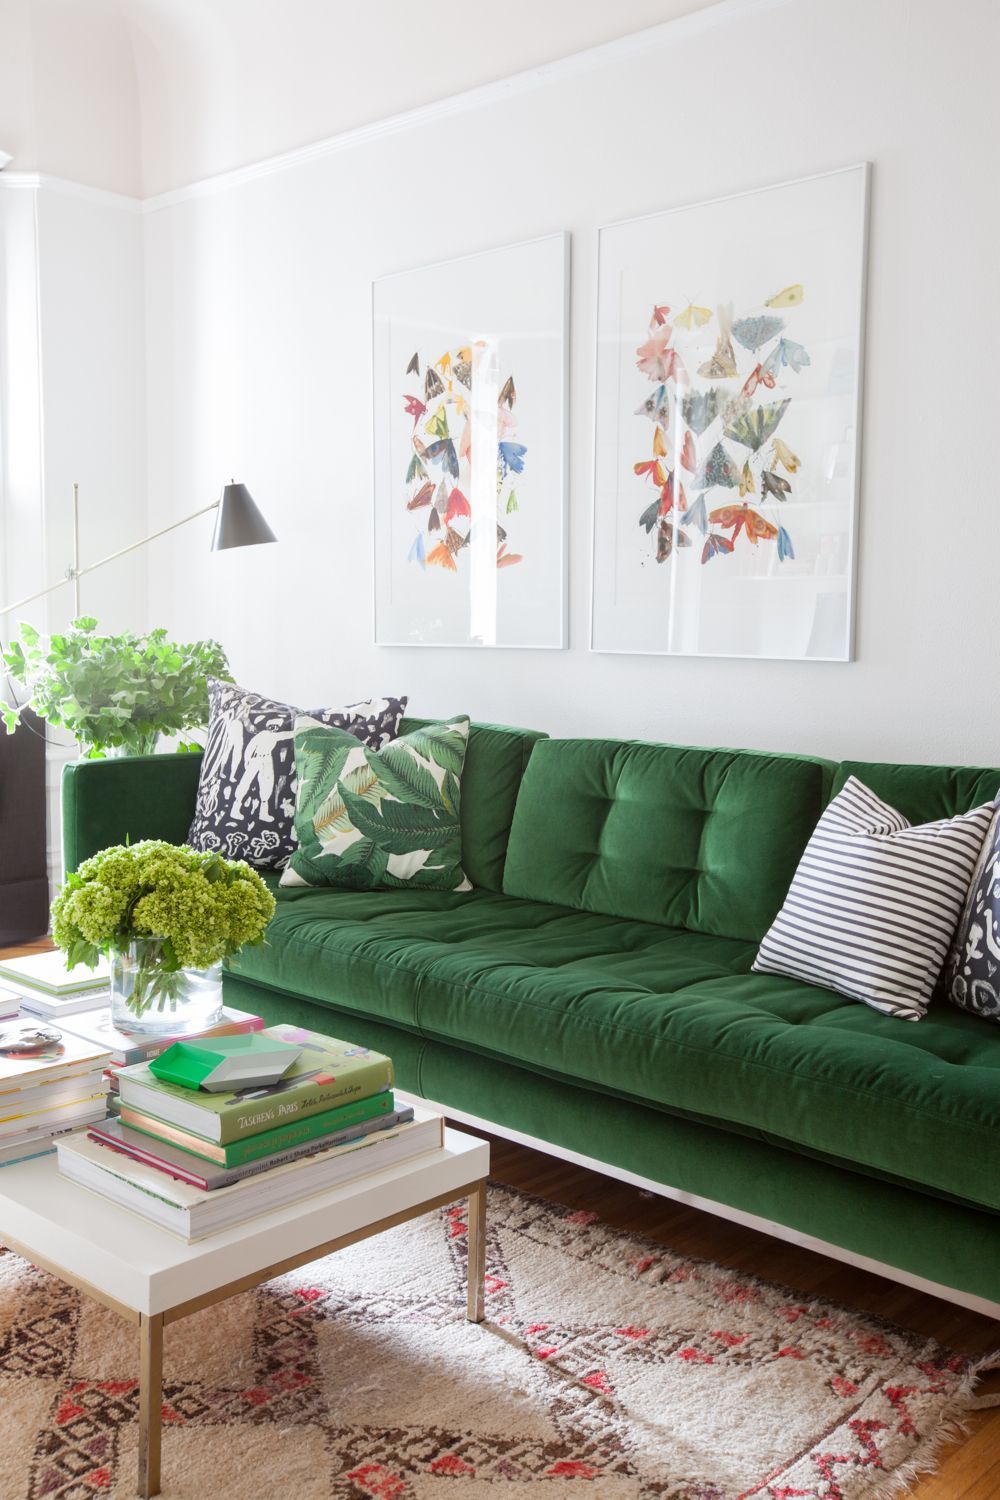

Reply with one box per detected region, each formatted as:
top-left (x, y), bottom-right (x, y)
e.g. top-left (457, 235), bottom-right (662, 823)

top-left (0, 989), bottom-right (21, 1020)
top-left (0, 1030), bottom-right (112, 1092)
top-left (18, 985), bottom-right (112, 1019)
top-left (0, 951), bottom-right (109, 997)
top-left (57, 1109), bottom-right (445, 1240)
top-left (0, 1100), bottom-right (109, 1165)
top-left (0, 1089), bottom-right (108, 1139)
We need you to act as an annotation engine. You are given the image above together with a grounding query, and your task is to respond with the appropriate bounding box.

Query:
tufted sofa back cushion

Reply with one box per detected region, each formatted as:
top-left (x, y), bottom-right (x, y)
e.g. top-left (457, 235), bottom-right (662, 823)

top-left (829, 761), bottom-right (1000, 825)
top-left (502, 738), bottom-right (831, 943)
top-left (400, 717), bottom-right (547, 892)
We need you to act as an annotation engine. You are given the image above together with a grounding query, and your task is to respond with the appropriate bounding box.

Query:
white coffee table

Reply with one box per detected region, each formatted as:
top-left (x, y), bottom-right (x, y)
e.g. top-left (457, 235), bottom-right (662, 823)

top-left (0, 1123), bottom-right (489, 1498)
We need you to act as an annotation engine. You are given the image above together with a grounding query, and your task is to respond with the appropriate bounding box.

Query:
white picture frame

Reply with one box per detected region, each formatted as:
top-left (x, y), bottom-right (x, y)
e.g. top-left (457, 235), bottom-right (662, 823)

top-left (373, 232), bottom-right (569, 649)
top-left (591, 164), bottom-right (870, 662)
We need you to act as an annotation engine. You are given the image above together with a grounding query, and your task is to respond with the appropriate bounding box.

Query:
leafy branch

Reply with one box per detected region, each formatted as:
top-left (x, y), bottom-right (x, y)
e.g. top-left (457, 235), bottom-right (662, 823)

top-left (0, 617), bottom-right (232, 755)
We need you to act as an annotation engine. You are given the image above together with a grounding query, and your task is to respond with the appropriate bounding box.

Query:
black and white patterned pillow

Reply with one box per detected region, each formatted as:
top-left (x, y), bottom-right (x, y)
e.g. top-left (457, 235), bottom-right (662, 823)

top-left (753, 777), bottom-right (996, 1021)
top-left (187, 680), bottom-right (406, 868)
top-left (942, 805), bottom-right (1000, 1020)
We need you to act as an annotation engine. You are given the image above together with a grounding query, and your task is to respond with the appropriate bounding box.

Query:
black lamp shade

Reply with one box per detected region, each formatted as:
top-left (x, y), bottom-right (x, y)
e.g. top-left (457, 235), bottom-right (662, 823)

top-left (211, 483), bottom-right (277, 551)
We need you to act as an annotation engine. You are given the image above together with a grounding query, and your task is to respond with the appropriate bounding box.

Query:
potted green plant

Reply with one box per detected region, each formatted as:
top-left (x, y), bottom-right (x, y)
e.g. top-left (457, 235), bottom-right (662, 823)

top-left (51, 841), bottom-right (276, 1035)
top-left (0, 617), bottom-right (232, 757)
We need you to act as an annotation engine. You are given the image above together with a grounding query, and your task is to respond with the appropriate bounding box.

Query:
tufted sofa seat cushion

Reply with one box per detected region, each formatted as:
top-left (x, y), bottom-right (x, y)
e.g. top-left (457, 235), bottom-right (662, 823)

top-left (235, 881), bottom-right (1000, 1214)
top-left (501, 739), bottom-right (832, 943)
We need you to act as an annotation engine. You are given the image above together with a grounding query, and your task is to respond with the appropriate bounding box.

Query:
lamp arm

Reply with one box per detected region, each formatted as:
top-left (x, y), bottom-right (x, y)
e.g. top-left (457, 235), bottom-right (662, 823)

top-left (0, 574), bottom-right (76, 619)
top-left (0, 499), bottom-right (220, 619)
top-left (74, 500), bottom-right (220, 581)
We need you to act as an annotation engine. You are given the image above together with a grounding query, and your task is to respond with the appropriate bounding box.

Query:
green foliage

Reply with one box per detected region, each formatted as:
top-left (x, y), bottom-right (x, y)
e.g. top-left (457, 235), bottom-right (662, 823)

top-left (52, 841), bottom-right (275, 967)
top-left (51, 841), bottom-right (276, 1016)
top-left (0, 617), bottom-right (232, 755)
top-left (289, 716), bottom-right (471, 891)
top-left (361, 745), bottom-right (441, 810)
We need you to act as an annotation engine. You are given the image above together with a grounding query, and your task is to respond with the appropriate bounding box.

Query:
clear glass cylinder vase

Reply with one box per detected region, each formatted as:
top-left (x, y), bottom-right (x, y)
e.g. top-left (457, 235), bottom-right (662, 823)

top-left (110, 938), bottom-right (224, 1037)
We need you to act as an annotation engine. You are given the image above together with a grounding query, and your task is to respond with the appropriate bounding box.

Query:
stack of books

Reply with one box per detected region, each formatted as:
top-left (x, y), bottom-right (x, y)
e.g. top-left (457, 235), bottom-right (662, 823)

top-left (57, 1024), bottom-right (442, 1239)
top-left (0, 1031), bottom-right (111, 1166)
top-left (0, 950), bottom-right (110, 1020)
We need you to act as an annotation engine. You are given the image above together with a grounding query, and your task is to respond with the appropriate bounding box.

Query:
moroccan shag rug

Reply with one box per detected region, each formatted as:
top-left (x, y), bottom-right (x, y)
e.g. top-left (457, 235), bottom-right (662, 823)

top-left (0, 1182), bottom-right (992, 1498)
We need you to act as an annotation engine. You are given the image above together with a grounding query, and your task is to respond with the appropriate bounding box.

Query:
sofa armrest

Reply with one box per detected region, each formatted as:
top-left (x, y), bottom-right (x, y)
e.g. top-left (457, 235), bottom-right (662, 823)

top-left (62, 752), bottom-right (203, 874)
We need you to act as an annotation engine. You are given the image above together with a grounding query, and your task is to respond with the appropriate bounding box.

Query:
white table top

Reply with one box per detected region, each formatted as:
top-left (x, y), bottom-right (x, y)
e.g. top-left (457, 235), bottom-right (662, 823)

top-left (0, 1126), bottom-right (489, 1315)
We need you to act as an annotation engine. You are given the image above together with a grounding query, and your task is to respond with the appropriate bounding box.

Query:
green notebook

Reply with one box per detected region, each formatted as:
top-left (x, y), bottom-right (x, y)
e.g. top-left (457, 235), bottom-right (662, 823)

top-left (116, 1025), bottom-right (394, 1144)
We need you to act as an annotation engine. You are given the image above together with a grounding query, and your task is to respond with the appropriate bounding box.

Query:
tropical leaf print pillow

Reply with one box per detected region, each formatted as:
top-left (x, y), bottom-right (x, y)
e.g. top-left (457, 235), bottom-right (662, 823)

top-left (281, 716), bottom-right (472, 892)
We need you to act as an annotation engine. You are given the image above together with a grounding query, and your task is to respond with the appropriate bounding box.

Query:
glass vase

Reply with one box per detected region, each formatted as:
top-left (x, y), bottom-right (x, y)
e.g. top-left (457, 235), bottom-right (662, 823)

top-left (110, 938), bottom-right (224, 1037)
top-left (106, 731), bottom-right (161, 757)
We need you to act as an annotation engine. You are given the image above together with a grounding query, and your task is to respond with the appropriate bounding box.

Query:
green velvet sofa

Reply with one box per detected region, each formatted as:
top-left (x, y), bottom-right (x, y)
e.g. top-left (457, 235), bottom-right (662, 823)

top-left (62, 720), bottom-right (1000, 1317)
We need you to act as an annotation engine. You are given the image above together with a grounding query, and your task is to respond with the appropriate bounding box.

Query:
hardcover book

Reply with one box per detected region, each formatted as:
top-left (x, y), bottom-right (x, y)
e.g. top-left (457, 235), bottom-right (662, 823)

top-left (0, 1031), bottom-right (112, 1094)
top-left (0, 951), bottom-right (110, 996)
top-left (0, 990), bottom-right (21, 1020)
top-left (116, 1026), bottom-right (394, 1144)
top-left (90, 1104), bottom-right (416, 1189)
top-left (57, 1108), bottom-right (444, 1239)
top-left (0, 1091), bottom-right (108, 1141)
top-left (18, 987), bottom-right (113, 1020)
top-left (0, 1110), bottom-right (108, 1168)
top-left (120, 1088), bottom-right (394, 1166)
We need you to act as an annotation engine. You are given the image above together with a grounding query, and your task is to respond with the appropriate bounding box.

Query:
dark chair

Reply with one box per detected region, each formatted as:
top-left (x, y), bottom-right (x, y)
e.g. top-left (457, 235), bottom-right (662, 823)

top-left (0, 710), bottom-right (49, 943)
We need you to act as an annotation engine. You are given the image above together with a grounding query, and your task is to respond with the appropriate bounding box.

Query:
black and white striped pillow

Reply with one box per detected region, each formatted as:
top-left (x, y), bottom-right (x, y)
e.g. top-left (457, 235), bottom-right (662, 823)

top-left (753, 777), bottom-right (996, 1021)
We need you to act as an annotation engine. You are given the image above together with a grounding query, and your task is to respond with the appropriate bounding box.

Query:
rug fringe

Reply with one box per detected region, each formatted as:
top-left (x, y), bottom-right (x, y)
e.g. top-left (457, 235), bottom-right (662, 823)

top-left (868, 1347), bottom-right (1000, 1498)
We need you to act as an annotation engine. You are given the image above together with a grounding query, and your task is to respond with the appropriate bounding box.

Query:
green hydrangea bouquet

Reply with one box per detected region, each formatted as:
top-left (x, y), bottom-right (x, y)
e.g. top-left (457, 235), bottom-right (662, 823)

top-left (52, 842), bottom-right (276, 1028)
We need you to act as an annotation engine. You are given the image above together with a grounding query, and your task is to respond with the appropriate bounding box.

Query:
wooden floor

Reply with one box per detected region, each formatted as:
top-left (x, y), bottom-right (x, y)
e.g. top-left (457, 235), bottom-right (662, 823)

top-left (3, 939), bottom-right (998, 1496)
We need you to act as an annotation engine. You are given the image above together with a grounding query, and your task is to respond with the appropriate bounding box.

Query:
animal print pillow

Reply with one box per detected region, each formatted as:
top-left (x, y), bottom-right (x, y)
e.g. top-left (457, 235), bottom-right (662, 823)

top-left (942, 804), bottom-right (1000, 1020)
top-left (187, 680), bottom-right (406, 869)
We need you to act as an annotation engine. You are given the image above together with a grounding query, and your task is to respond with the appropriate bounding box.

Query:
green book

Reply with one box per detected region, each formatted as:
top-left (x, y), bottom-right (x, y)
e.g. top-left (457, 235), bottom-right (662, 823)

top-left (116, 1025), bottom-right (394, 1145)
top-left (119, 1088), bottom-right (395, 1166)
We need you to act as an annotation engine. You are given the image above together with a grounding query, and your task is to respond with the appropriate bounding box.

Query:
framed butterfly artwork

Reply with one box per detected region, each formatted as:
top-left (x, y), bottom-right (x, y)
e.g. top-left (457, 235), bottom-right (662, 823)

top-left (372, 232), bottom-right (569, 648)
top-left (591, 165), bottom-right (870, 661)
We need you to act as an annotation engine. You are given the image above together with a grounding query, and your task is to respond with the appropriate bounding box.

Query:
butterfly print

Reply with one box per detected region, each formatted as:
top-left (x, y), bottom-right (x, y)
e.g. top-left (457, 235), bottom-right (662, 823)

top-left (631, 280), bottom-right (810, 574)
top-left (766, 283), bottom-right (804, 308)
top-left (406, 481), bottom-right (435, 510)
top-left (657, 521), bottom-right (692, 562)
top-left (732, 314), bottom-right (785, 352)
top-left (760, 470), bottom-right (792, 501)
top-left (675, 302), bottom-right (712, 331)
top-left (709, 503), bottom-right (779, 543)
top-left (701, 531), bottom-right (735, 563)
top-left (402, 345), bottom-right (528, 572)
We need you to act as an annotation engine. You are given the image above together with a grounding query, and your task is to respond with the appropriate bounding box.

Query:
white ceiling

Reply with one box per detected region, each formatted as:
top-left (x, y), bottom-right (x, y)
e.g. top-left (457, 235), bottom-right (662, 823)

top-left (1, 0), bottom-right (720, 197)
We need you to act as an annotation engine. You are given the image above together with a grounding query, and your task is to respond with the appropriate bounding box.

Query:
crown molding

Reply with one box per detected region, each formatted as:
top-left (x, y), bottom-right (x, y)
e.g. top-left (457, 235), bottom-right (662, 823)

top-left (0, 0), bottom-right (792, 213)
top-left (141, 0), bottom-right (792, 212)
top-left (0, 171), bottom-right (142, 212)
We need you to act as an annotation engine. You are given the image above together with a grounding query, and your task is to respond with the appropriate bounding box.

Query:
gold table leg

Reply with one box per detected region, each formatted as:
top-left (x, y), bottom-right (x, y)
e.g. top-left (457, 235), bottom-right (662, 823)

top-left (467, 1179), bottom-right (487, 1323)
top-left (138, 1312), bottom-right (164, 1499)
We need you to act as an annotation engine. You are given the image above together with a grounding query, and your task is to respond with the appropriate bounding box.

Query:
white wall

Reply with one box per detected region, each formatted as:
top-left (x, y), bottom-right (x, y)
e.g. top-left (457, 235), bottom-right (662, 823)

top-left (0, 184), bottom-right (45, 618)
top-left (0, 177), bottom-right (148, 883)
top-left (34, 184), bottom-right (148, 636)
top-left (142, 0), bottom-right (1000, 769)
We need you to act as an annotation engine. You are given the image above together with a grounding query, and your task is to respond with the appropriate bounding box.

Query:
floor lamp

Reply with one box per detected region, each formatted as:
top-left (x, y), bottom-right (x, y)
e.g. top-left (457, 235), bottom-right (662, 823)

top-left (0, 481), bottom-right (277, 619)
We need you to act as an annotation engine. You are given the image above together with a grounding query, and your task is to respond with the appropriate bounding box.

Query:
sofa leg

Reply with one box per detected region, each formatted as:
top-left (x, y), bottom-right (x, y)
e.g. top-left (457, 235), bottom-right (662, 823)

top-left (466, 1180), bottom-right (487, 1323)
